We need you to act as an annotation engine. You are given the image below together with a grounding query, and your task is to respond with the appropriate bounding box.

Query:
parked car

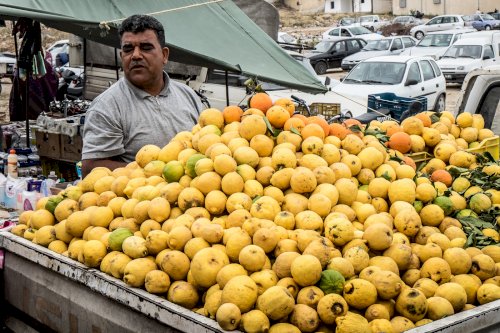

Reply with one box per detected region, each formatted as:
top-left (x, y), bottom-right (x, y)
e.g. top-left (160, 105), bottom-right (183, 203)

top-left (47, 39), bottom-right (70, 67)
top-left (454, 65), bottom-right (500, 134)
top-left (357, 15), bottom-right (389, 31)
top-left (322, 26), bottom-right (383, 42)
top-left (489, 12), bottom-right (500, 20)
top-left (338, 17), bottom-right (356, 26)
top-left (0, 52), bottom-right (16, 94)
top-left (437, 31), bottom-right (500, 84)
top-left (410, 15), bottom-right (465, 40)
top-left (465, 14), bottom-right (500, 31)
top-left (306, 38), bottom-right (367, 74)
top-left (392, 15), bottom-right (423, 26)
top-left (331, 55), bottom-right (447, 117)
top-left (277, 32), bottom-right (297, 44)
top-left (401, 29), bottom-right (476, 59)
top-left (180, 50), bottom-right (339, 110)
top-left (341, 36), bottom-right (417, 70)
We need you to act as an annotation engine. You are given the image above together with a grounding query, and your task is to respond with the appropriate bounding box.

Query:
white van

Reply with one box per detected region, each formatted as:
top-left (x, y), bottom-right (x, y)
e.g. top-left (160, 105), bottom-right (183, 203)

top-left (436, 31), bottom-right (500, 84)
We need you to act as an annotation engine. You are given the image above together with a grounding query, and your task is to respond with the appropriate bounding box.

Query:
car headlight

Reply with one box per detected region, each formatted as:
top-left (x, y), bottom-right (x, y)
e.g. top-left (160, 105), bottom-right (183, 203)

top-left (457, 66), bottom-right (464, 70)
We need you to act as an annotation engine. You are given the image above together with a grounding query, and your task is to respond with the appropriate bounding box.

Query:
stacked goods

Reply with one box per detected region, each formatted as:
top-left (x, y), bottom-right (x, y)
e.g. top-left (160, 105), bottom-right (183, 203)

top-left (11, 93), bottom-right (500, 333)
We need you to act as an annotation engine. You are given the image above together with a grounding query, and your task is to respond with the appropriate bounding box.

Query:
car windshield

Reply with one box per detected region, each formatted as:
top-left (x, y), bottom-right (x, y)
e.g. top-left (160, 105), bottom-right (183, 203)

top-left (343, 62), bottom-right (406, 85)
top-left (395, 17), bottom-right (409, 23)
top-left (363, 39), bottom-right (391, 51)
top-left (417, 34), bottom-right (452, 47)
top-left (481, 14), bottom-right (495, 20)
top-left (314, 41), bottom-right (334, 53)
top-left (442, 45), bottom-right (482, 59)
top-left (349, 26), bottom-right (373, 35)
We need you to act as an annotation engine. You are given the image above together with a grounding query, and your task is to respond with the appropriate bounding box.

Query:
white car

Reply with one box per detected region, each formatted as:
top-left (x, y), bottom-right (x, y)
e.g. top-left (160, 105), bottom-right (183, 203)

top-left (46, 39), bottom-right (70, 67)
top-left (392, 16), bottom-right (423, 26)
top-left (331, 56), bottom-right (447, 117)
top-left (341, 36), bottom-right (417, 71)
top-left (437, 32), bottom-right (500, 84)
top-left (185, 50), bottom-right (340, 110)
top-left (277, 32), bottom-right (297, 44)
top-left (410, 15), bottom-right (465, 40)
top-left (322, 26), bottom-right (383, 42)
top-left (401, 29), bottom-right (476, 60)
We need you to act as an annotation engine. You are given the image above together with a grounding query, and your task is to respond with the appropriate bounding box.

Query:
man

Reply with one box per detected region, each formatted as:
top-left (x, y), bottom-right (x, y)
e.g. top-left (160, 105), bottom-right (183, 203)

top-left (82, 15), bottom-right (202, 176)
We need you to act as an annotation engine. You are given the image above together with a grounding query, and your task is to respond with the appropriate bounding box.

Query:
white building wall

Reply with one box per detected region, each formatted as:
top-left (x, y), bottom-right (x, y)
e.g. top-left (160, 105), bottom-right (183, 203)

top-left (324, 0), bottom-right (352, 13)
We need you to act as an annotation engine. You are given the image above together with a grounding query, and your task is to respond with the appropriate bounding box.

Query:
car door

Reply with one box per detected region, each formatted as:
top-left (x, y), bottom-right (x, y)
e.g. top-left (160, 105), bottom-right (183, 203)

top-left (340, 28), bottom-right (353, 37)
top-left (327, 28), bottom-right (341, 38)
top-left (482, 45), bottom-right (497, 67)
top-left (418, 59), bottom-right (442, 109)
top-left (390, 38), bottom-right (405, 55)
top-left (399, 61), bottom-right (425, 100)
top-left (425, 17), bottom-right (443, 33)
top-left (346, 39), bottom-right (364, 58)
top-left (329, 40), bottom-right (348, 68)
top-left (402, 37), bottom-right (417, 50)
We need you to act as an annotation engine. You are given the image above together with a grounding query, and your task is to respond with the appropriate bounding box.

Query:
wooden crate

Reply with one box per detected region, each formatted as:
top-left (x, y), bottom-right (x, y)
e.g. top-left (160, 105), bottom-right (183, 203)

top-left (35, 130), bottom-right (61, 160)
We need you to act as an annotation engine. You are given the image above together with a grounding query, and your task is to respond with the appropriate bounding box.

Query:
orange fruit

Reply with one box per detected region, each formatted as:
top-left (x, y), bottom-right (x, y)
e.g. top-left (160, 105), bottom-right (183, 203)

top-left (266, 105), bottom-right (290, 128)
top-left (387, 132), bottom-right (412, 154)
top-left (308, 116), bottom-right (330, 137)
top-left (274, 98), bottom-right (296, 117)
top-left (242, 108), bottom-right (265, 118)
top-left (343, 118), bottom-right (362, 128)
top-left (328, 123), bottom-right (351, 140)
top-left (222, 105), bottom-right (244, 124)
top-left (301, 123), bottom-right (325, 140)
top-left (402, 156), bottom-right (417, 171)
top-left (292, 113), bottom-right (309, 124)
top-left (249, 93), bottom-right (273, 113)
top-left (415, 113), bottom-right (432, 127)
top-left (386, 124), bottom-right (403, 137)
top-left (284, 117), bottom-right (306, 132)
top-left (430, 169), bottom-right (453, 187)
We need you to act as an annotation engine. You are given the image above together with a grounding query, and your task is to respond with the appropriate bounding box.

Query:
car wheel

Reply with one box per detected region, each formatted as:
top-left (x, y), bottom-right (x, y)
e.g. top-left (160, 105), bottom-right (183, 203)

top-left (314, 62), bottom-right (328, 75)
top-left (415, 31), bottom-right (424, 40)
top-left (434, 94), bottom-right (446, 112)
top-left (485, 25), bottom-right (491, 30)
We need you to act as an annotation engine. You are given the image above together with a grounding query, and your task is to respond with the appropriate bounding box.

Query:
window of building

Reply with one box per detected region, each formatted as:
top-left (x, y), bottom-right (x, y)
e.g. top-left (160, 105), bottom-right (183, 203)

top-left (400, 0), bottom-right (406, 8)
top-left (330, 1), bottom-right (335, 9)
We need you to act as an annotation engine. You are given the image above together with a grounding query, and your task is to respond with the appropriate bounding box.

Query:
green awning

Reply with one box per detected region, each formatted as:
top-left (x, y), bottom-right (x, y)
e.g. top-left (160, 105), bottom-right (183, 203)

top-left (0, 0), bottom-right (327, 94)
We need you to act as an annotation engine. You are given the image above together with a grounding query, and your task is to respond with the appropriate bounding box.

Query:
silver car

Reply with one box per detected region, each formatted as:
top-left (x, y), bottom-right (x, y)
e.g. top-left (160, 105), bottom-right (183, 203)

top-left (410, 15), bottom-right (465, 40)
top-left (401, 28), bottom-right (476, 60)
top-left (341, 36), bottom-right (417, 70)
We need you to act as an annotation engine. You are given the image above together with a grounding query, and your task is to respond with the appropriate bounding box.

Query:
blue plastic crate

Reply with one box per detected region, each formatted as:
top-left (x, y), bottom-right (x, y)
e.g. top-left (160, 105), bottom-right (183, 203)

top-left (367, 93), bottom-right (427, 120)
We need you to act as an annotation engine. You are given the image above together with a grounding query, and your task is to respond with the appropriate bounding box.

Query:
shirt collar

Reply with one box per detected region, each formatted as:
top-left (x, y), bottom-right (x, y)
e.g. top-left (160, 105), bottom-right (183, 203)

top-left (124, 71), bottom-right (170, 99)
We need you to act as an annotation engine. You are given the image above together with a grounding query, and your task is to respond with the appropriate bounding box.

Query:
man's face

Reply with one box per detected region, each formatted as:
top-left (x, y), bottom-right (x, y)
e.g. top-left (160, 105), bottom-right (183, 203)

top-left (120, 29), bottom-right (168, 92)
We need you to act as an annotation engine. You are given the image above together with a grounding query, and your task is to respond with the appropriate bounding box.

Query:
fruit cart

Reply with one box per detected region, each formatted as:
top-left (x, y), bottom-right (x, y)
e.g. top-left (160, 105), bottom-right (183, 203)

top-left (1, 231), bottom-right (500, 333)
top-left (0, 232), bottom-right (229, 333)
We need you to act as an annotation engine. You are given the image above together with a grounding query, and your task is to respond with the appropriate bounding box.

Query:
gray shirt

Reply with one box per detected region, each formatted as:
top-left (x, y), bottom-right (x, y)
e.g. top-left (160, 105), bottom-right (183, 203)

top-left (82, 72), bottom-right (202, 163)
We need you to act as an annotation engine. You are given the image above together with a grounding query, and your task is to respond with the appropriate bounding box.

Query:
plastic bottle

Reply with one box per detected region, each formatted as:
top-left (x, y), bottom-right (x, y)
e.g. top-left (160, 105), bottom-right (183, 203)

top-left (7, 149), bottom-right (18, 179)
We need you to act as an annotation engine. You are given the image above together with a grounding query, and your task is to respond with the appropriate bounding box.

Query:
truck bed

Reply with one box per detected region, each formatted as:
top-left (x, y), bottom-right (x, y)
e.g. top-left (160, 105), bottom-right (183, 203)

top-left (1, 231), bottom-right (500, 333)
top-left (0, 232), bottom-right (231, 333)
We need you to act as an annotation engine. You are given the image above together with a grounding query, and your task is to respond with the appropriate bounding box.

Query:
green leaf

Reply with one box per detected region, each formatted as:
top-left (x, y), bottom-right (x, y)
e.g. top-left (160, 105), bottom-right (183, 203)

top-left (381, 171), bottom-right (392, 181)
top-left (430, 114), bottom-right (440, 124)
top-left (263, 116), bottom-right (275, 135)
top-left (252, 195), bottom-right (262, 203)
top-left (290, 126), bottom-right (302, 137)
top-left (349, 125), bottom-right (362, 133)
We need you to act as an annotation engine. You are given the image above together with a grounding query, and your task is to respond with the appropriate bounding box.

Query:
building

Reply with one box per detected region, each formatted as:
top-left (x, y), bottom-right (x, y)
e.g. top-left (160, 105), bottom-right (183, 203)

top-left (393, 0), bottom-right (499, 16)
top-left (283, 0), bottom-right (392, 14)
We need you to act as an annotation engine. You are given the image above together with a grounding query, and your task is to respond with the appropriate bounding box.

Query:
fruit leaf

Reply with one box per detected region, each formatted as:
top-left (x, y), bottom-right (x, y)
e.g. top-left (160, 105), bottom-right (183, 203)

top-left (263, 116), bottom-right (275, 135)
top-left (389, 155), bottom-right (403, 163)
top-left (381, 171), bottom-right (392, 181)
top-left (430, 114), bottom-right (440, 124)
top-left (349, 125), bottom-right (362, 133)
top-left (290, 126), bottom-right (302, 137)
top-left (252, 195), bottom-right (262, 203)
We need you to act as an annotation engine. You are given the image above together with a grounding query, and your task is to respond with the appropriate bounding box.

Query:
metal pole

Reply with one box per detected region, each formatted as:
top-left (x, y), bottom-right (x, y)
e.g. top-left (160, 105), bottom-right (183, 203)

top-left (225, 70), bottom-right (229, 107)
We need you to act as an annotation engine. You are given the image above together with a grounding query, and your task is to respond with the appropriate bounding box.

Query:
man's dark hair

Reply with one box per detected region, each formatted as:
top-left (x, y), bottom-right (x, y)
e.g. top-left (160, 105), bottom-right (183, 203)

top-left (119, 14), bottom-right (166, 48)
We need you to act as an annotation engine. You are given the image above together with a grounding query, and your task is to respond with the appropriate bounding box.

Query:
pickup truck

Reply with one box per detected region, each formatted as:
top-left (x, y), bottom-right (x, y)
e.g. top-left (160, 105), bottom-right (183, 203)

top-left (454, 65), bottom-right (500, 134)
top-left (357, 15), bottom-right (389, 32)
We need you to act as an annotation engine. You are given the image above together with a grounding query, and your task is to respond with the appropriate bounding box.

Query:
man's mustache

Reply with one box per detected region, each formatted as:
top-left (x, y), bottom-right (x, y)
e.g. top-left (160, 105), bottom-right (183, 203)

top-left (130, 61), bottom-right (145, 69)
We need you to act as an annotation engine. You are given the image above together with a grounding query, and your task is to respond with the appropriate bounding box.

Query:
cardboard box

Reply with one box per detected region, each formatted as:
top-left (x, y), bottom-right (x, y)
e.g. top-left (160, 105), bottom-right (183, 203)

top-left (60, 134), bottom-right (83, 162)
top-left (35, 130), bottom-right (61, 159)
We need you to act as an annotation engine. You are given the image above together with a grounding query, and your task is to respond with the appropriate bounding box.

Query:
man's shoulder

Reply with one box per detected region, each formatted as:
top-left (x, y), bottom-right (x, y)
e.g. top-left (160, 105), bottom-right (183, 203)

top-left (91, 78), bottom-right (130, 105)
top-left (169, 79), bottom-right (197, 96)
